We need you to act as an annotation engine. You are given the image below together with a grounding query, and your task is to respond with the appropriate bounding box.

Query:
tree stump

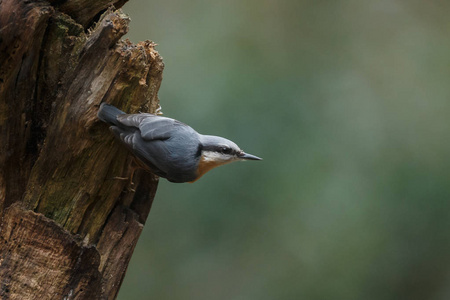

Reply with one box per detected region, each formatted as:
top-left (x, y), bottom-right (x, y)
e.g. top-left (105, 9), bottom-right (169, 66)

top-left (0, 0), bottom-right (163, 299)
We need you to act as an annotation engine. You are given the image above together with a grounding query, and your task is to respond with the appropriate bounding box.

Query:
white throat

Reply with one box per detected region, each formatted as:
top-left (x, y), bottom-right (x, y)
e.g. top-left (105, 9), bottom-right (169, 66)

top-left (201, 150), bottom-right (236, 163)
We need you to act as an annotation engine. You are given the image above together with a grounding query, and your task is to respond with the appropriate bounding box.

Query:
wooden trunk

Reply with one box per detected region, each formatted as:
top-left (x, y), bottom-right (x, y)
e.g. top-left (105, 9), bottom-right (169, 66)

top-left (0, 0), bottom-right (163, 298)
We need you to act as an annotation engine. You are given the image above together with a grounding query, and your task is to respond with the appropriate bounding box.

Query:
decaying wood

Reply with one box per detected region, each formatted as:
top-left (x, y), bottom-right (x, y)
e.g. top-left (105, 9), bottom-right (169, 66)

top-left (0, 0), bottom-right (163, 298)
top-left (0, 203), bottom-right (102, 298)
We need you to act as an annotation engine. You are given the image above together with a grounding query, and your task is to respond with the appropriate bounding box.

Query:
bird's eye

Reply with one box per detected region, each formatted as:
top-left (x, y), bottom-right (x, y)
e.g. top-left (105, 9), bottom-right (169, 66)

top-left (221, 147), bottom-right (232, 154)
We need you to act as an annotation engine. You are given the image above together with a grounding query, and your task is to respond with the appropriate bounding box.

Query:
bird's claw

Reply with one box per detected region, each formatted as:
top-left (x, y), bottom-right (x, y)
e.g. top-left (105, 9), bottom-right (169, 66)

top-left (113, 176), bottom-right (135, 188)
top-left (155, 104), bottom-right (163, 115)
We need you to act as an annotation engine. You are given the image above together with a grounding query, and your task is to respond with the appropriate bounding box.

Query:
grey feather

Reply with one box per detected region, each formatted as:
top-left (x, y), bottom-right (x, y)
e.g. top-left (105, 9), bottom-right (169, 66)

top-left (116, 114), bottom-right (186, 141)
top-left (97, 103), bottom-right (125, 125)
top-left (98, 104), bottom-right (260, 183)
top-left (105, 107), bottom-right (201, 182)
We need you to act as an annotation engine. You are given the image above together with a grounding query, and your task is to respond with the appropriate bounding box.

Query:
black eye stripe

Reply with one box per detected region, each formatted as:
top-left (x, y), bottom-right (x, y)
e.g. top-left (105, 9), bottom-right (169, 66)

top-left (202, 144), bottom-right (235, 154)
top-left (221, 147), bottom-right (232, 154)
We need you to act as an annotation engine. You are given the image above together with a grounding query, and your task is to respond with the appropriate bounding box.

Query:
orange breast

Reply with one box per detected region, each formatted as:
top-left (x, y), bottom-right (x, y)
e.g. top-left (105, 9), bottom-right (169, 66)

top-left (190, 155), bottom-right (228, 182)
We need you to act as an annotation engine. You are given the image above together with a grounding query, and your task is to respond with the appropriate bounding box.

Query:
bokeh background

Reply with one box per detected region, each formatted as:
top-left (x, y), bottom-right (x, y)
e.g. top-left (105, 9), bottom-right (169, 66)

top-left (118, 1), bottom-right (450, 299)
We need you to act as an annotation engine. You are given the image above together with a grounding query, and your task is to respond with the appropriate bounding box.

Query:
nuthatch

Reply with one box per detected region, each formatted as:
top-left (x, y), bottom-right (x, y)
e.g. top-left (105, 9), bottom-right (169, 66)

top-left (98, 103), bottom-right (261, 183)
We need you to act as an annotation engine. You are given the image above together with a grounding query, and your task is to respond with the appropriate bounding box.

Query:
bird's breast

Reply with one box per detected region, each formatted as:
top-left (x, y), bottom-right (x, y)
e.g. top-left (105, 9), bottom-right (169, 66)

top-left (190, 154), bottom-right (228, 182)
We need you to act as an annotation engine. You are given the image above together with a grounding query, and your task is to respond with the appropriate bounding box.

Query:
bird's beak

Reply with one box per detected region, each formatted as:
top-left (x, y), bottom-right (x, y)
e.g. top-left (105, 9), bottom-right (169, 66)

top-left (239, 152), bottom-right (262, 161)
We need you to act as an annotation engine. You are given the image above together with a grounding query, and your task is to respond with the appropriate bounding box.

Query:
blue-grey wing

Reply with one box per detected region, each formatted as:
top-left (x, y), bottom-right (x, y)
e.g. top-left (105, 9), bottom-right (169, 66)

top-left (113, 113), bottom-right (200, 182)
top-left (110, 126), bottom-right (171, 177)
top-left (116, 113), bottom-right (185, 141)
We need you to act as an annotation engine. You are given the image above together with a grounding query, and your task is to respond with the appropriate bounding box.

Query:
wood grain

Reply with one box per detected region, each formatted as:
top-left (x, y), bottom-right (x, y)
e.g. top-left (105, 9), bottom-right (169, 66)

top-left (0, 0), bottom-right (162, 298)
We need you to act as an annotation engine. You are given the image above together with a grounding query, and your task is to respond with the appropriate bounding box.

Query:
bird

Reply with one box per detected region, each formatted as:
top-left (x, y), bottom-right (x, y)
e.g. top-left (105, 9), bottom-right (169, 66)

top-left (97, 103), bottom-right (262, 183)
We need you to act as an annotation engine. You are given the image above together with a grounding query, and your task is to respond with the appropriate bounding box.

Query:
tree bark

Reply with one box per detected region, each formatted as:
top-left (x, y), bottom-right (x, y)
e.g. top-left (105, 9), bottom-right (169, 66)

top-left (0, 0), bottom-right (163, 299)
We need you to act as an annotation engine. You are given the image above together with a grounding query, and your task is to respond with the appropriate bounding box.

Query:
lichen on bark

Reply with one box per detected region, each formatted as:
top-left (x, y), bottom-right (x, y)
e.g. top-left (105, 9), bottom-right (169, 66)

top-left (0, 1), bottom-right (162, 299)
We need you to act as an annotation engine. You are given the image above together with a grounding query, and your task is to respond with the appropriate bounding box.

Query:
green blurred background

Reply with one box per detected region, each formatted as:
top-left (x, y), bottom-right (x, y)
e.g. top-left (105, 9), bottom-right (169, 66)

top-left (118, 1), bottom-right (450, 299)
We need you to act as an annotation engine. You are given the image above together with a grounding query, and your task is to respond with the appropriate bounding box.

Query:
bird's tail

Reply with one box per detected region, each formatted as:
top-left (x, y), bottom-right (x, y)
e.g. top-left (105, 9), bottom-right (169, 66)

top-left (97, 103), bottom-right (125, 125)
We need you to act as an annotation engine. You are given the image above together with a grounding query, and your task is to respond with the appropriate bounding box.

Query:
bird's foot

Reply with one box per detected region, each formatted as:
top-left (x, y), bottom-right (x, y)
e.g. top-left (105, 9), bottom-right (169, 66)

top-left (113, 176), bottom-right (135, 187)
top-left (155, 104), bottom-right (163, 115)
top-left (114, 177), bottom-right (135, 192)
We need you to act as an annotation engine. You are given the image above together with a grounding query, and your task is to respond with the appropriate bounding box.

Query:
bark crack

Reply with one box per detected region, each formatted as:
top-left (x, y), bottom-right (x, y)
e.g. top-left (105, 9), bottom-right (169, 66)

top-left (0, 1), bottom-right (162, 298)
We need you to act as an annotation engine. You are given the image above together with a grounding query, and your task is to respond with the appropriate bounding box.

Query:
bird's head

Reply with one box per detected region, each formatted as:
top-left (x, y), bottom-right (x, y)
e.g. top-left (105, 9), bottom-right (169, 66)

top-left (193, 135), bottom-right (261, 181)
top-left (200, 135), bottom-right (262, 163)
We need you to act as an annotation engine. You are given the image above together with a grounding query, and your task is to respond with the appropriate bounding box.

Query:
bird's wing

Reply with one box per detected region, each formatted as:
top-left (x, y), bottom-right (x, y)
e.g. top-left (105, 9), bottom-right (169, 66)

top-left (110, 126), bottom-right (170, 177)
top-left (116, 114), bottom-right (181, 141)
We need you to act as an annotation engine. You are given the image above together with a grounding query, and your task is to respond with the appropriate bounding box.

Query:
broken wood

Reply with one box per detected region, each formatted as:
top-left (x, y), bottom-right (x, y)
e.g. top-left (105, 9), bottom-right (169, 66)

top-left (0, 0), bottom-right (163, 298)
